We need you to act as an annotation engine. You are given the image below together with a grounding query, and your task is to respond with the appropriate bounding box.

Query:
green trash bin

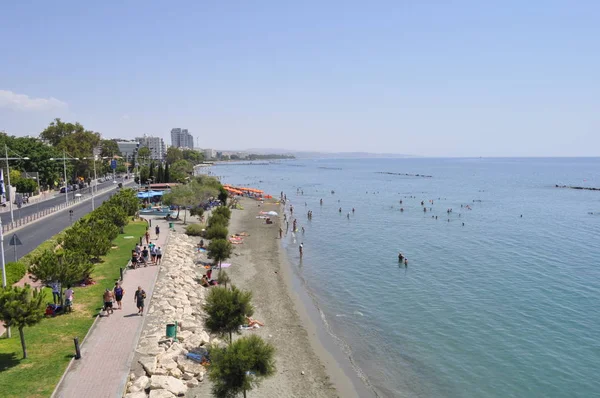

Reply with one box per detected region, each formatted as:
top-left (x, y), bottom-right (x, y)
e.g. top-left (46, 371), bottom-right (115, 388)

top-left (166, 322), bottom-right (177, 339)
top-left (169, 222), bottom-right (174, 229)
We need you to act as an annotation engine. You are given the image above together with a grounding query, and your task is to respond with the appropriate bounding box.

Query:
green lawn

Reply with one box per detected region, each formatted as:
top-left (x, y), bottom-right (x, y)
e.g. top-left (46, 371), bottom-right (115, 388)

top-left (0, 221), bottom-right (147, 398)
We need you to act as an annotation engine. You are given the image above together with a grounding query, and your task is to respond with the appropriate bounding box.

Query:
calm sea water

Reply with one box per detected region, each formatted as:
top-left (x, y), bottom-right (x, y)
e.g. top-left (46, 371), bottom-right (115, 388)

top-left (209, 158), bottom-right (600, 398)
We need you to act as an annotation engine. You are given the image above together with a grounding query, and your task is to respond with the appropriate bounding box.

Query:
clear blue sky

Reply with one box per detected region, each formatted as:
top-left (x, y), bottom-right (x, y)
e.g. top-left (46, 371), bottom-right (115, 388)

top-left (0, 1), bottom-right (598, 157)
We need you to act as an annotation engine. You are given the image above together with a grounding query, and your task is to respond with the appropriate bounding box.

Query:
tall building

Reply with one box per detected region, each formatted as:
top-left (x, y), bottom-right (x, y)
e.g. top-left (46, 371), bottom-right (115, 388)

top-left (135, 135), bottom-right (166, 160)
top-left (170, 128), bottom-right (194, 148)
top-left (116, 140), bottom-right (139, 159)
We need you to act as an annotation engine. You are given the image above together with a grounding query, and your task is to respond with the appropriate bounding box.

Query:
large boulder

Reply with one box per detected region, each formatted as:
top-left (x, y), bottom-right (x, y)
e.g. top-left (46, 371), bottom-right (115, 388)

top-left (139, 356), bottom-right (158, 376)
top-left (149, 375), bottom-right (188, 396)
top-left (129, 375), bottom-right (150, 393)
top-left (176, 357), bottom-right (205, 377)
top-left (136, 345), bottom-right (165, 356)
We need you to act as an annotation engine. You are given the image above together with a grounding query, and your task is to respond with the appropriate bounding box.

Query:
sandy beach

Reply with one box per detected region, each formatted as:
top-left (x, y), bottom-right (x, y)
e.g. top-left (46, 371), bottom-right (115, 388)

top-left (127, 197), bottom-right (360, 398)
top-left (198, 196), bottom-right (359, 397)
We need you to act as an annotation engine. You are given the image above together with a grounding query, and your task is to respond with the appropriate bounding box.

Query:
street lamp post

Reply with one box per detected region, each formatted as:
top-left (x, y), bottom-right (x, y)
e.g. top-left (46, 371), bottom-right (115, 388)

top-left (82, 156), bottom-right (105, 211)
top-left (2, 145), bottom-right (30, 227)
top-left (50, 150), bottom-right (79, 208)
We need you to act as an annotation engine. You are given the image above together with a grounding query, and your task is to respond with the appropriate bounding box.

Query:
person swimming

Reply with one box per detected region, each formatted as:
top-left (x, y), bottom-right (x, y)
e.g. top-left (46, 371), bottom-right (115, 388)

top-left (339, 207), bottom-right (342, 213)
top-left (398, 252), bottom-right (404, 262)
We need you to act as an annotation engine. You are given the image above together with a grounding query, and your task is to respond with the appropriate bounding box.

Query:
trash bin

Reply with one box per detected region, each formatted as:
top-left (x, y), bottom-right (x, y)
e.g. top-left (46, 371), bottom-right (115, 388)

top-left (166, 323), bottom-right (177, 338)
top-left (169, 222), bottom-right (174, 229)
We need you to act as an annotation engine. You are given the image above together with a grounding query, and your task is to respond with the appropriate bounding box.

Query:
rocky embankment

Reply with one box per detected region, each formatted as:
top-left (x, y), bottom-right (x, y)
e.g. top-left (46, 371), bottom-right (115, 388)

top-left (124, 232), bottom-right (215, 398)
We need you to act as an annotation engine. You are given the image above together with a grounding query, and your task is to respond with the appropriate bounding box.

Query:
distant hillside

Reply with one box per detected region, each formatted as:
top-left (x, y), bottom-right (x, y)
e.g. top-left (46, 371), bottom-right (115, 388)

top-left (242, 149), bottom-right (417, 159)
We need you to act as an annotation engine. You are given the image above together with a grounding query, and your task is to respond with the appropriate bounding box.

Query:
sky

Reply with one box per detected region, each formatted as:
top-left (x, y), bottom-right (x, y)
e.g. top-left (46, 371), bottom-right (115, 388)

top-left (0, 1), bottom-right (598, 157)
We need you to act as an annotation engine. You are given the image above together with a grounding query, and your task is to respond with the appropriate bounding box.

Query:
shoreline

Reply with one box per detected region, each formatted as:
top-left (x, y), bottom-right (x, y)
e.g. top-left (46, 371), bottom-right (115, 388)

top-left (224, 197), bottom-right (361, 397)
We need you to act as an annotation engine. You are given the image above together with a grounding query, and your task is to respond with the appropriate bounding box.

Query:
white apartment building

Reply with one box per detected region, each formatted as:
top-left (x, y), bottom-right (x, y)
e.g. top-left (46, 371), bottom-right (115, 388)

top-left (170, 128), bottom-right (194, 149)
top-left (136, 134), bottom-right (166, 160)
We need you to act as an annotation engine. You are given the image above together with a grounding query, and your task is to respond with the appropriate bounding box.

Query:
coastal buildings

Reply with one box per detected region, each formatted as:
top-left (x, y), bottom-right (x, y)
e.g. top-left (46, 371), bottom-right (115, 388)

top-left (116, 140), bottom-right (139, 159)
top-left (170, 128), bottom-right (194, 149)
top-left (135, 134), bottom-right (166, 160)
top-left (203, 148), bottom-right (216, 160)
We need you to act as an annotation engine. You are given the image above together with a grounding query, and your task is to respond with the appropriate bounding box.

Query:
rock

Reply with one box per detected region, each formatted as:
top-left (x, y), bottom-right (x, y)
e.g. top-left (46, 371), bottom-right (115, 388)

top-left (148, 390), bottom-right (176, 398)
top-left (177, 358), bottom-right (205, 377)
top-left (169, 367), bottom-right (183, 378)
top-left (139, 356), bottom-right (158, 376)
top-left (124, 392), bottom-right (148, 398)
top-left (132, 375), bottom-right (151, 391)
top-left (153, 367), bottom-right (168, 376)
top-left (182, 372), bottom-right (194, 381)
top-left (150, 375), bottom-right (188, 396)
top-left (136, 345), bottom-right (165, 356)
top-left (160, 358), bottom-right (178, 371)
top-left (186, 378), bottom-right (200, 388)
top-left (179, 321), bottom-right (202, 332)
top-left (177, 330), bottom-right (194, 342)
top-left (301, 371), bottom-right (305, 375)
top-left (130, 373), bottom-right (136, 381)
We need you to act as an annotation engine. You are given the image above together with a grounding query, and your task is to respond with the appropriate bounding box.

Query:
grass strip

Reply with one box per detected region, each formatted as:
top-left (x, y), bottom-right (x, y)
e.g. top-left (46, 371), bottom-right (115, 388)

top-left (0, 221), bottom-right (147, 398)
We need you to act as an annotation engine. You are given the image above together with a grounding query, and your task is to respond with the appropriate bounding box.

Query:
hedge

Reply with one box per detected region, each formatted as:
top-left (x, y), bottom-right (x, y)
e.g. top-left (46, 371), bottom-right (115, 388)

top-left (5, 262), bottom-right (27, 285)
top-left (185, 224), bottom-right (204, 236)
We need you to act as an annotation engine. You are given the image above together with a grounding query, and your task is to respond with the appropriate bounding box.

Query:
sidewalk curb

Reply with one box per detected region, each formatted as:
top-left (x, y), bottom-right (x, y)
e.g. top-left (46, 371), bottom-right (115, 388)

top-left (117, 219), bottom-right (171, 398)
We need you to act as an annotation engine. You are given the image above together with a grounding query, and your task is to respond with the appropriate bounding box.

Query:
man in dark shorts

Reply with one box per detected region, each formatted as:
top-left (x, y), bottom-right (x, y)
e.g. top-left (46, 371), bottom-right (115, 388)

top-left (155, 247), bottom-right (162, 265)
top-left (113, 282), bottom-right (124, 310)
top-left (134, 286), bottom-right (146, 316)
top-left (103, 289), bottom-right (114, 316)
top-left (155, 225), bottom-right (160, 239)
top-left (141, 246), bottom-right (149, 266)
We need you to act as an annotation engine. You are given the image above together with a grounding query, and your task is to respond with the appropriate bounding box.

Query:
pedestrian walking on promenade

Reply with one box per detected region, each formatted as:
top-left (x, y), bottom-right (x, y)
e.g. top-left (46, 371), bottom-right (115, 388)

top-left (103, 289), bottom-right (114, 317)
top-left (155, 225), bottom-right (160, 239)
top-left (145, 230), bottom-right (150, 245)
top-left (134, 286), bottom-right (146, 316)
top-left (114, 282), bottom-right (124, 310)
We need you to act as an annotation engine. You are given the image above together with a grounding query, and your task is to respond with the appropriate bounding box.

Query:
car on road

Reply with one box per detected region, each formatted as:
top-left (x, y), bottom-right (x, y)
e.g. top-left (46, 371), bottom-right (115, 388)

top-left (60, 186), bottom-right (71, 193)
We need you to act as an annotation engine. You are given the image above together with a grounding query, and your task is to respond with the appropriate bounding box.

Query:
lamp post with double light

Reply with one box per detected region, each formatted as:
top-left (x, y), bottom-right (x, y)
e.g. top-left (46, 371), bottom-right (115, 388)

top-left (50, 150), bottom-right (79, 208)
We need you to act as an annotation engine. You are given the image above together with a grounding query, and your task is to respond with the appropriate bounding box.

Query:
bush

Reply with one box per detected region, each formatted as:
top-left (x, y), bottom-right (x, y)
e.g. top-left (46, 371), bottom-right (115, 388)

top-left (5, 262), bottom-right (27, 285)
top-left (205, 224), bottom-right (228, 240)
top-left (212, 206), bottom-right (231, 220)
top-left (208, 213), bottom-right (228, 228)
top-left (185, 224), bottom-right (204, 236)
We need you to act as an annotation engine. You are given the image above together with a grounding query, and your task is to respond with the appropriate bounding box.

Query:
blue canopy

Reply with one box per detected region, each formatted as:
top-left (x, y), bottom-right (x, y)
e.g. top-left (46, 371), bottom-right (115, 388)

top-left (137, 190), bottom-right (164, 199)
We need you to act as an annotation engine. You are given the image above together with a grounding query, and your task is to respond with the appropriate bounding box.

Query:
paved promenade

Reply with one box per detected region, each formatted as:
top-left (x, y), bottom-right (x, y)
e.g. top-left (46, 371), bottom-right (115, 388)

top-left (53, 217), bottom-right (169, 398)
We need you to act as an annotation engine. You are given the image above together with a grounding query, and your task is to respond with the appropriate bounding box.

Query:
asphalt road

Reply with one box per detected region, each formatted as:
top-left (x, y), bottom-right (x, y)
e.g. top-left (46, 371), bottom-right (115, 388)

top-left (1, 183), bottom-right (128, 262)
top-left (0, 179), bottom-right (119, 226)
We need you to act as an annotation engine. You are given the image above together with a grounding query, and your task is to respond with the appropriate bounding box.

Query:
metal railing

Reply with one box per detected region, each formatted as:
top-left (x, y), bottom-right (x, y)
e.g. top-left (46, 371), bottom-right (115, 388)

top-left (1, 184), bottom-right (126, 233)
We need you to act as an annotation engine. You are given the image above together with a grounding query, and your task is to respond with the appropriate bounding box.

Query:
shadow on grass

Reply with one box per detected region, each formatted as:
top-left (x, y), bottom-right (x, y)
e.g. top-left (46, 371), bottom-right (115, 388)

top-left (0, 352), bottom-right (21, 372)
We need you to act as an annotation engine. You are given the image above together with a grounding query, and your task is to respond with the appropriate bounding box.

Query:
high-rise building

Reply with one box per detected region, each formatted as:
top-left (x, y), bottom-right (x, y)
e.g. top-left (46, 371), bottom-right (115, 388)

top-left (135, 135), bottom-right (166, 160)
top-left (170, 128), bottom-right (194, 148)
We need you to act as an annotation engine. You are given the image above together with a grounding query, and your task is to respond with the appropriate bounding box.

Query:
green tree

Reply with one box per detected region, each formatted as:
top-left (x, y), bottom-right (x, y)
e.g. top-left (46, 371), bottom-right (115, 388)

top-left (165, 146), bottom-right (183, 164)
top-left (156, 163), bottom-right (164, 183)
top-left (99, 139), bottom-right (121, 158)
top-left (218, 187), bottom-right (229, 205)
top-left (209, 335), bottom-right (276, 398)
top-left (29, 250), bottom-right (93, 304)
top-left (209, 213), bottom-right (229, 228)
top-left (149, 161), bottom-right (155, 182)
top-left (62, 220), bottom-right (115, 261)
top-left (170, 159), bottom-right (193, 183)
top-left (15, 178), bottom-right (38, 194)
top-left (106, 188), bottom-right (139, 217)
top-left (203, 285), bottom-right (254, 343)
top-left (39, 118), bottom-right (84, 147)
top-left (217, 269), bottom-right (231, 289)
top-left (182, 149), bottom-right (204, 164)
top-left (164, 162), bottom-right (170, 183)
top-left (138, 146), bottom-right (151, 164)
top-left (190, 206), bottom-right (205, 221)
top-left (212, 206), bottom-right (232, 221)
top-left (0, 285), bottom-right (46, 359)
top-left (207, 239), bottom-right (233, 268)
top-left (206, 224), bottom-right (228, 240)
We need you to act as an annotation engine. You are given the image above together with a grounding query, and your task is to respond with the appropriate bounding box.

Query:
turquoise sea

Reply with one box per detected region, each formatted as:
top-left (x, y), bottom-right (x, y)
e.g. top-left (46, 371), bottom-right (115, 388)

top-left (210, 158), bottom-right (600, 398)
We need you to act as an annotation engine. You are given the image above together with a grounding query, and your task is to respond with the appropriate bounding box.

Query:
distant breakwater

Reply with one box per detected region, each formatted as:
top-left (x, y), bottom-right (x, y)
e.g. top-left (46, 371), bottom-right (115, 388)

top-left (376, 171), bottom-right (433, 178)
top-left (555, 185), bottom-right (600, 191)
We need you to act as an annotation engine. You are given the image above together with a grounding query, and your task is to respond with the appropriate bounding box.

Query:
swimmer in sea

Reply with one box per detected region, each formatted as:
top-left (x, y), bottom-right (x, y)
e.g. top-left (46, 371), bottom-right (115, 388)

top-left (352, 208), bottom-right (355, 213)
top-left (339, 207), bottom-right (342, 213)
top-left (404, 258), bottom-right (408, 266)
top-left (347, 213), bottom-right (350, 219)
top-left (320, 199), bottom-right (323, 205)
top-left (398, 252), bottom-right (404, 262)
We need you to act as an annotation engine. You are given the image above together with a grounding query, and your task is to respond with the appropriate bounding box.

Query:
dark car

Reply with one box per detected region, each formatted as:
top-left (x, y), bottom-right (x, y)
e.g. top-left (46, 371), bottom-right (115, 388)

top-left (60, 187), bottom-right (71, 193)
